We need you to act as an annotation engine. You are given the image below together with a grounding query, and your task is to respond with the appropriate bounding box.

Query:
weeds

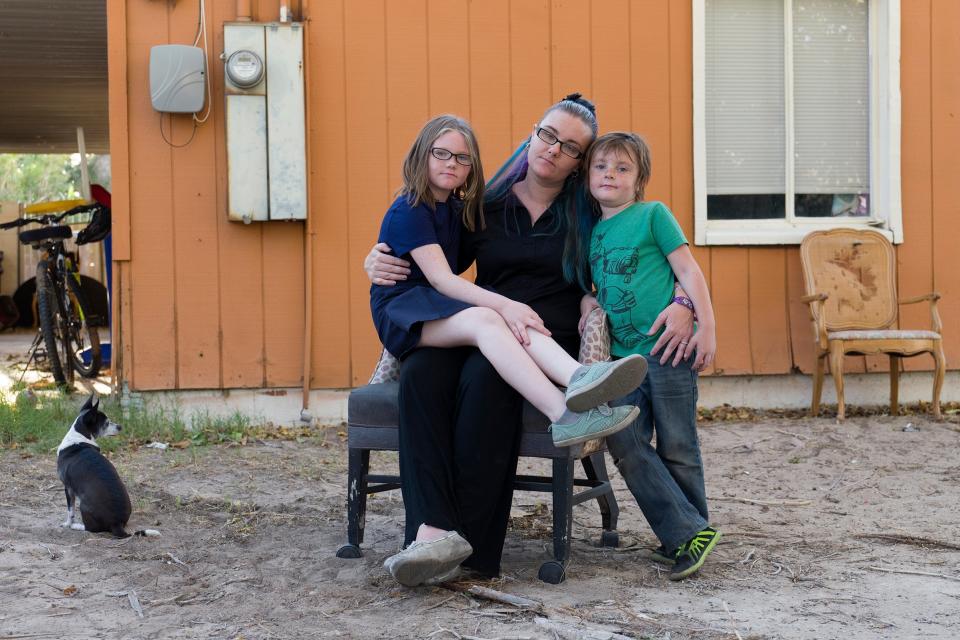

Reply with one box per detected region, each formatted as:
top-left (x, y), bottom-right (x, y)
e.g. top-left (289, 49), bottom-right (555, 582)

top-left (0, 392), bottom-right (304, 454)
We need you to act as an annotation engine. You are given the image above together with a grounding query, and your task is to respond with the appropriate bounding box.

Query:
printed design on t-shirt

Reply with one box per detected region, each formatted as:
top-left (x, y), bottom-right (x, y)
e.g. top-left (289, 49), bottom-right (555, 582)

top-left (592, 233), bottom-right (640, 284)
top-left (591, 233), bottom-right (644, 348)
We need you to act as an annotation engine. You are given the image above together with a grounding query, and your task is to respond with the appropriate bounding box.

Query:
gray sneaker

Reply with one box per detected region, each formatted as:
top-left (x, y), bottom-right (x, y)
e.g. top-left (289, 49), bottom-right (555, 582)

top-left (424, 565), bottom-right (461, 586)
top-left (565, 355), bottom-right (648, 413)
top-left (551, 404), bottom-right (639, 447)
top-left (383, 531), bottom-right (473, 587)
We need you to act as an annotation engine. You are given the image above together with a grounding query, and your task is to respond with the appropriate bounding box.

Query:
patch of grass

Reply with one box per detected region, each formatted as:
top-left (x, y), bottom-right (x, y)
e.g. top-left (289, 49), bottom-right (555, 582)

top-left (0, 392), bottom-right (309, 454)
top-left (0, 393), bottom-right (78, 453)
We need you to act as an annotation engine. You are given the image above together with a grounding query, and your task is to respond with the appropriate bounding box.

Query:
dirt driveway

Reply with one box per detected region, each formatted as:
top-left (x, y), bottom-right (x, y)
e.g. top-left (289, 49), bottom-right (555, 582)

top-left (2, 409), bottom-right (959, 639)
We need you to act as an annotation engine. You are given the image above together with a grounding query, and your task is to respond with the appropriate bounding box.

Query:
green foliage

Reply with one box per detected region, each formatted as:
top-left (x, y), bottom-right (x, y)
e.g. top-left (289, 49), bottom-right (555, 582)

top-left (0, 154), bottom-right (110, 204)
top-left (0, 393), bottom-right (260, 455)
top-left (0, 393), bottom-right (77, 452)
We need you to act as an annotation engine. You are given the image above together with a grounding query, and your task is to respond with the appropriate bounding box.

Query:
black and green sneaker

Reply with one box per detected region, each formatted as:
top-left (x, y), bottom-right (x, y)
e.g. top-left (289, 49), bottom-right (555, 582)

top-left (669, 527), bottom-right (721, 581)
top-left (649, 545), bottom-right (676, 565)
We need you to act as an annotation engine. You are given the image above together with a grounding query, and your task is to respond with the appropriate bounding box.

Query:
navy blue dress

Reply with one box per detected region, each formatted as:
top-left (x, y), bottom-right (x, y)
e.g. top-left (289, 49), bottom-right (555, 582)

top-left (370, 195), bottom-right (474, 359)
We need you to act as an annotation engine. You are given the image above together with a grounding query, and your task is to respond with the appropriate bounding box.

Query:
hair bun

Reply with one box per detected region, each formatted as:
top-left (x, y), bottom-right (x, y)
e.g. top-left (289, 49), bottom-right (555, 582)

top-left (561, 92), bottom-right (596, 116)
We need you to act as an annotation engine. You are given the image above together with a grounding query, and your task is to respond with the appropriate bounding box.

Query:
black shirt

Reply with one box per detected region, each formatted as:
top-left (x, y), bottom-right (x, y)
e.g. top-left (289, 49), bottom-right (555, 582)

top-left (461, 192), bottom-right (584, 356)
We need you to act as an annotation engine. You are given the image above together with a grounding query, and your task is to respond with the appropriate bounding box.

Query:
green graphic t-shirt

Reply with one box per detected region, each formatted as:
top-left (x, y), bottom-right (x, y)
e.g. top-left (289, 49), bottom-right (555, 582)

top-left (589, 201), bottom-right (687, 357)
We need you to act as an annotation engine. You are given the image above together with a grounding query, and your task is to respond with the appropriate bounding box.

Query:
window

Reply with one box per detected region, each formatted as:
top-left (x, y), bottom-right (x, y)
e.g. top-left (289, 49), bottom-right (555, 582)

top-left (693, 0), bottom-right (901, 245)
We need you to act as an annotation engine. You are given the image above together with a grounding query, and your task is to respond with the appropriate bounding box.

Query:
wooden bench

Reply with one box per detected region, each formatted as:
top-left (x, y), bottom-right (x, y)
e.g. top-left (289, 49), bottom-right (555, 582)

top-left (335, 309), bottom-right (620, 584)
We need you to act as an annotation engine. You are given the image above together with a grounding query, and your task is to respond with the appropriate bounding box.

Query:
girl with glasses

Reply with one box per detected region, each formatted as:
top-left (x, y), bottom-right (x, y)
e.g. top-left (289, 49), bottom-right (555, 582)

top-left (371, 113), bottom-right (649, 586)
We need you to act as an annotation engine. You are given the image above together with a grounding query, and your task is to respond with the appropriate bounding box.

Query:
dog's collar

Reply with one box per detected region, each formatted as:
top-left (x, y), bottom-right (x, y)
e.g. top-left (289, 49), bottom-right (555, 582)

top-left (57, 427), bottom-right (99, 454)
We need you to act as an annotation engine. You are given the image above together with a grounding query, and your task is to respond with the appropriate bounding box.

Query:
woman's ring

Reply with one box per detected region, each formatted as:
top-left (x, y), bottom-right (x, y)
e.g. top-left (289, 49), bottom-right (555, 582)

top-left (680, 341), bottom-right (688, 345)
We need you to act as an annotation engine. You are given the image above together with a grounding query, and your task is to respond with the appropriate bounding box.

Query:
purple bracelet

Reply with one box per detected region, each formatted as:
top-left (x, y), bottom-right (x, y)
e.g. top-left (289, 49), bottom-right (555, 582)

top-left (673, 295), bottom-right (697, 320)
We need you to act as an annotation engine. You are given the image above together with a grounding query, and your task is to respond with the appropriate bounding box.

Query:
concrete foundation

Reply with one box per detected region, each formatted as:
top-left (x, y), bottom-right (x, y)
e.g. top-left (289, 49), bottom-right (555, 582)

top-left (126, 370), bottom-right (959, 427)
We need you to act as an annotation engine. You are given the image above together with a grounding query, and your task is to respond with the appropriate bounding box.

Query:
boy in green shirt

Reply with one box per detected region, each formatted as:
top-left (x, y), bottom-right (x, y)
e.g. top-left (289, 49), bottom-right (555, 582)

top-left (575, 131), bottom-right (721, 580)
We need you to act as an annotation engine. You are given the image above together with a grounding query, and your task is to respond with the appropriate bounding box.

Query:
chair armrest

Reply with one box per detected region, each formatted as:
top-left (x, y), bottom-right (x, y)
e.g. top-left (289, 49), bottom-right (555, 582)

top-left (368, 348), bottom-right (400, 384)
top-left (899, 292), bottom-right (941, 304)
top-left (899, 292), bottom-right (944, 334)
top-left (578, 307), bottom-right (611, 365)
top-left (800, 293), bottom-right (829, 350)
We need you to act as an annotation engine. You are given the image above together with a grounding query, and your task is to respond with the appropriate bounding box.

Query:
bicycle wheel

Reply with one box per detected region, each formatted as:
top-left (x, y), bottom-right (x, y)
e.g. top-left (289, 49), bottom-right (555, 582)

top-left (64, 273), bottom-right (102, 378)
top-left (35, 260), bottom-right (71, 385)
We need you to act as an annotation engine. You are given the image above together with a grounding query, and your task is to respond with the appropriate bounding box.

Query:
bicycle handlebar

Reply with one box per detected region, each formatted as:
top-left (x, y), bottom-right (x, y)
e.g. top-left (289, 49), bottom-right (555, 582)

top-left (0, 202), bottom-right (100, 230)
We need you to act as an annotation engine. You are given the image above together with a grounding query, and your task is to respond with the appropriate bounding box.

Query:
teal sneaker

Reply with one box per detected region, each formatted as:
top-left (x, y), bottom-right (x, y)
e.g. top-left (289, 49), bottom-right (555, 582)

top-left (551, 404), bottom-right (639, 447)
top-left (669, 527), bottom-right (721, 581)
top-left (649, 545), bottom-right (676, 565)
top-left (565, 355), bottom-right (648, 413)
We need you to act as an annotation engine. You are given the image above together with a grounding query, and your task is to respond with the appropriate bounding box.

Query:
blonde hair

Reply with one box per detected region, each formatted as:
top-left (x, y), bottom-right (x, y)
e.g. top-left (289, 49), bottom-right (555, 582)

top-left (400, 115), bottom-right (485, 232)
top-left (587, 131), bottom-right (652, 202)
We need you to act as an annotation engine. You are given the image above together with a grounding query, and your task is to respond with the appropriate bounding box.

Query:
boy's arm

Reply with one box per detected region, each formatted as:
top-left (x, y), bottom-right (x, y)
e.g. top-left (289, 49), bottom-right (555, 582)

top-left (666, 244), bottom-right (716, 372)
top-left (410, 243), bottom-right (551, 344)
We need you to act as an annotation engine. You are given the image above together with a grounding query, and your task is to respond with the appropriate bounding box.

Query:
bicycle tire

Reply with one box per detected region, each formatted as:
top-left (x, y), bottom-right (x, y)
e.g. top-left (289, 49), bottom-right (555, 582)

top-left (64, 273), bottom-right (102, 378)
top-left (35, 260), bottom-right (69, 385)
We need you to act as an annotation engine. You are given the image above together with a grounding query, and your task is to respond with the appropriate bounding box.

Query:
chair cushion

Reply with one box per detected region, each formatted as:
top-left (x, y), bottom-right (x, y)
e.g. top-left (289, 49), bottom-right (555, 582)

top-left (347, 383), bottom-right (604, 458)
top-left (828, 329), bottom-right (940, 341)
top-left (578, 307), bottom-right (611, 364)
top-left (368, 349), bottom-right (400, 384)
top-left (348, 382), bottom-right (549, 432)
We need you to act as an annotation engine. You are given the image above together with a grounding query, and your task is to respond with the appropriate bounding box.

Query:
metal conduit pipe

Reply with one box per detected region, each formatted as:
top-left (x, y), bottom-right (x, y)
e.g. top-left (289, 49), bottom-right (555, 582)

top-left (300, 0), bottom-right (315, 420)
top-left (235, 0), bottom-right (251, 21)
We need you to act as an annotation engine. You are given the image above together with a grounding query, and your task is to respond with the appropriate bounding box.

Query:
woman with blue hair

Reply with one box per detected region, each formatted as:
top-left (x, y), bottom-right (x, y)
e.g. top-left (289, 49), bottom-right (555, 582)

top-left (365, 94), bottom-right (696, 585)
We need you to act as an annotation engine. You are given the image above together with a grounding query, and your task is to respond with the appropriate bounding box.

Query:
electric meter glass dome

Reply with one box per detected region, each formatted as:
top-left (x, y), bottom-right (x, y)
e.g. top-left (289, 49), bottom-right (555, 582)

top-left (226, 50), bottom-right (264, 88)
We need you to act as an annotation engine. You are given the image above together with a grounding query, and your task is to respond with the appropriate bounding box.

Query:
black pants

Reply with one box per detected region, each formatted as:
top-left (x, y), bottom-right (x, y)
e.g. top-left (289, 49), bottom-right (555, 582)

top-left (398, 346), bottom-right (524, 577)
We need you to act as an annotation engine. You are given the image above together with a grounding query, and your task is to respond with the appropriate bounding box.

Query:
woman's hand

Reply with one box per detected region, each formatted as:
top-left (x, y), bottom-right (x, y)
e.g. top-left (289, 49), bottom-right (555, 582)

top-left (647, 301), bottom-right (695, 366)
top-left (498, 300), bottom-right (550, 345)
top-left (365, 242), bottom-right (411, 286)
top-left (578, 294), bottom-right (600, 335)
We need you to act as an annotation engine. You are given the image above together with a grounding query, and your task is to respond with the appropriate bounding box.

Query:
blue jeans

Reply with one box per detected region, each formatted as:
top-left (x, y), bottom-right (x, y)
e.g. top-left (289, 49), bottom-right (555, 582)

top-left (607, 356), bottom-right (709, 553)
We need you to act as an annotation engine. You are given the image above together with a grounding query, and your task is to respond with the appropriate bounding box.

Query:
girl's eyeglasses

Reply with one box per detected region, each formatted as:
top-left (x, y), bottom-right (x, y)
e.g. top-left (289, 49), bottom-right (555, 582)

top-left (430, 147), bottom-right (473, 166)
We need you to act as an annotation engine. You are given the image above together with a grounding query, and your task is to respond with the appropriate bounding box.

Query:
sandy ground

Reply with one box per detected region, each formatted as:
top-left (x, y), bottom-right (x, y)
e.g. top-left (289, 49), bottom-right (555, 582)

top-left (2, 405), bottom-right (960, 640)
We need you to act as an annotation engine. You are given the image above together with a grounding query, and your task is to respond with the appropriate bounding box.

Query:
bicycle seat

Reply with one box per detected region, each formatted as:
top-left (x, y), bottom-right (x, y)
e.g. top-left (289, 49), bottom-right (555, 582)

top-left (18, 225), bottom-right (73, 245)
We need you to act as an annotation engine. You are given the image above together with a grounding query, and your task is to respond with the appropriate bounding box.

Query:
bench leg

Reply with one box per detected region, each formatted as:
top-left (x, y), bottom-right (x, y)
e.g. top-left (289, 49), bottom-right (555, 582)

top-left (539, 457), bottom-right (574, 584)
top-left (581, 453), bottom-right (619, 547)
top-left (336, 447), bottom-right (369, 559)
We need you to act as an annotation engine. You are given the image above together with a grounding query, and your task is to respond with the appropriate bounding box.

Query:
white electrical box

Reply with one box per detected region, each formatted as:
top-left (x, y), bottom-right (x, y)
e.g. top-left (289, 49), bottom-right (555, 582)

top-left (224, 24), bottom-right (269, 222)
top-left (150, 45), bottom-right (206, 113)
top-left (223, 22), bottom-right (307, 223)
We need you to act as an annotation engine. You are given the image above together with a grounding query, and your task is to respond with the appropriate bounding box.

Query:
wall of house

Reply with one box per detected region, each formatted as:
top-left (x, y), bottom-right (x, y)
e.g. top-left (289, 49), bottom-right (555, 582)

top-left (108, 0), bottom-right (960, 391)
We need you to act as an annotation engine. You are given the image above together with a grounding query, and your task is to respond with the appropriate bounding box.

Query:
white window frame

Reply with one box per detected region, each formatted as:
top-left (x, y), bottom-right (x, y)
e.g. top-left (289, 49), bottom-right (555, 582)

top-left (692, 0), bottom-right (902, 246)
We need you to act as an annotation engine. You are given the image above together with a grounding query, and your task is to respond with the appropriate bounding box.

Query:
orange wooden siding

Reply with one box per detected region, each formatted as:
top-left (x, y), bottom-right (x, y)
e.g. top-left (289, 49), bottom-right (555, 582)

top-left (107, 0), bottom-right (960, 391)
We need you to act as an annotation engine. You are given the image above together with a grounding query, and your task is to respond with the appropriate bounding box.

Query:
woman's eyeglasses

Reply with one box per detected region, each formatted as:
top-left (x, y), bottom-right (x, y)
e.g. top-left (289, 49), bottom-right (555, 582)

top-left (535, 128), bottom-right (583, 159)
top-left (430, 147), bottom-right (473, 166)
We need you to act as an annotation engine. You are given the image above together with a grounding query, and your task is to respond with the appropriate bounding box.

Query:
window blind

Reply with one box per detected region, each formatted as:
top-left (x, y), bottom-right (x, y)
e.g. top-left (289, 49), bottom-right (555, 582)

top-left (793, 0), bottom-right (869, 194)
top-left (705, 0), bottom-right (785, 195)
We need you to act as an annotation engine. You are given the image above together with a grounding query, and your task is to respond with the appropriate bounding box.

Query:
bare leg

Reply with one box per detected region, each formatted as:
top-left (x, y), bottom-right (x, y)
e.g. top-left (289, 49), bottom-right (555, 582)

top-left (524, 330), bottom-right (581, 384)
top-left (419, 308), bottom-right (568, 421)
top-left (416, 523), bottom-right (449, 542)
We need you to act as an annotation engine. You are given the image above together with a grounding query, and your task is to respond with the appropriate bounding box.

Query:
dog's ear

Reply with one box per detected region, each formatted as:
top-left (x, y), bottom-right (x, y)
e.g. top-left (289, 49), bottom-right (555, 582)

top-left (81, 393), bottom-right (98, 412)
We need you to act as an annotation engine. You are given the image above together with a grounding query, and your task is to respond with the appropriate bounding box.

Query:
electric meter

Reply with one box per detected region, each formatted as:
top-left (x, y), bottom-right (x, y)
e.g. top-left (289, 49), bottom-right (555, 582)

top-left (225, 50), bottom-right (264, 88)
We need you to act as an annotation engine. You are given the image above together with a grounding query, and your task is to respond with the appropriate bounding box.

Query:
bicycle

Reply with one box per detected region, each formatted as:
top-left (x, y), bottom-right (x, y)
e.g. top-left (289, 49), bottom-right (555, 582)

top-left (0, 201), bottom-right (107, 386)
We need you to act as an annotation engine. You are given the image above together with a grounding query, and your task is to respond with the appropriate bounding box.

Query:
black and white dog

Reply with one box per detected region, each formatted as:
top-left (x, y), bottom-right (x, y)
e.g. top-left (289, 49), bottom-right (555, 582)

top-left (57, 394), bottom-right (134, 537)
